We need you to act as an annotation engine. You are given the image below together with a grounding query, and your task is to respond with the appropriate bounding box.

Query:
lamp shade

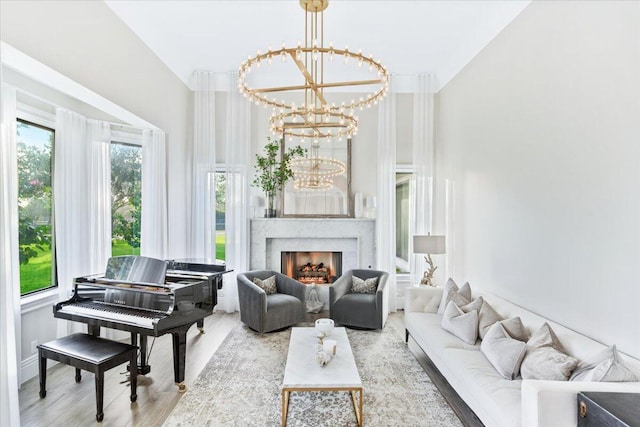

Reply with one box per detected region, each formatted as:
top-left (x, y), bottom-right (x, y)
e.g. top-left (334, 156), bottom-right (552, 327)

top-left (413, 235), bottom-right (446, 254)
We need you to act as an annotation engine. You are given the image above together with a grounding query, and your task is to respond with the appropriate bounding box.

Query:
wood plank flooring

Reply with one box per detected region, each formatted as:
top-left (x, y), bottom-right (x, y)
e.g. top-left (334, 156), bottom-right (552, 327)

top-left (19, 312), bottom-right (406, 427)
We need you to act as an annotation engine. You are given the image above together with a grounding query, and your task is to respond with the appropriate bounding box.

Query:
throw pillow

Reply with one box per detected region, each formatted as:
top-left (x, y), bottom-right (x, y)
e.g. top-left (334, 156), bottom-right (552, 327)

top-left (459, 296), bottom-right (484, 313)
top-left (570, 345), bottom-right (638, 382)
top-left (499, 316), bottom-right (529, 342)
top-left (520, 322), bottom-right (578, 381)
top-left (441, 300), bottom-right (479, 345)
top-left (437, 278), bottom-right (458, 315)
top-left (351, 275), bottom-right (378, 294)
top-left (481, 322), bottom-right (527, 380)
top-left (478, 301), bottom-right (504, 340)
top-left (438, 279), bottom-right (473, 315)
top-left (252, 275), bottom-right (277, 294)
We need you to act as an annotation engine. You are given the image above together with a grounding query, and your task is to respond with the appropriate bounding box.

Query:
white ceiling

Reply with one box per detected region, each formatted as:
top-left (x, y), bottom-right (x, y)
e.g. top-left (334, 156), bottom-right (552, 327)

top-left (105, 0), bottom-right (530, 92)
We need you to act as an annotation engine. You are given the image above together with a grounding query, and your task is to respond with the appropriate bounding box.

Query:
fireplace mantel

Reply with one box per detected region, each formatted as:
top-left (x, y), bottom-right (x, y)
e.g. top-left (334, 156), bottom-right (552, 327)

top-left (249, 218), bottom-right (376, 273)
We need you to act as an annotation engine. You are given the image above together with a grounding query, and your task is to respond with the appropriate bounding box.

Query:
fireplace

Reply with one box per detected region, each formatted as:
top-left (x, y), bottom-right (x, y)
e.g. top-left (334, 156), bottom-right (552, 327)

top-left (281, 251), bottom-right (342, 284)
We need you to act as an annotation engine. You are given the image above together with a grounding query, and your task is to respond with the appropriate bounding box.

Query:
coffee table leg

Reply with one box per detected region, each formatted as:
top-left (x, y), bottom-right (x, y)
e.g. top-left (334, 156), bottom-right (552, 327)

top-left (281, 389), bottom-right (290, 426)
top-left (351, 388), bottom-right (363, 427)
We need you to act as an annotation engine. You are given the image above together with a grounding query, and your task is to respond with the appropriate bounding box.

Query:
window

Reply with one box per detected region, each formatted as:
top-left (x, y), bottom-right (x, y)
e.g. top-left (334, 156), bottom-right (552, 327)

top-left (395, 172), bottom-right (412, 273)
top-left (17, 120), bottom-right (55, 295)
top-left (111, 142), bottom-right (142, 256)
top-left (215, 171), bottom-right (226, 261)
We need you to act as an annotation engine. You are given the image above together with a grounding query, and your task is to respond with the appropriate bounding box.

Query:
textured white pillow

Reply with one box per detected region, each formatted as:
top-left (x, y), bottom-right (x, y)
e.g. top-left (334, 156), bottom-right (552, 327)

top-left (520, 323), bottom-right (578, 381)
top-left (441, 300), bottom-right (479, 345)
top-left (253, 275), bottom-right (277, 294)
top-left (570, 345), bottom-right (638, 382)
top-left (437, 279), bottom-right (472, 315)
top-left (481, 322), bottom-right (527, 380)
top-left (478, 301), bottom-right (504, 340)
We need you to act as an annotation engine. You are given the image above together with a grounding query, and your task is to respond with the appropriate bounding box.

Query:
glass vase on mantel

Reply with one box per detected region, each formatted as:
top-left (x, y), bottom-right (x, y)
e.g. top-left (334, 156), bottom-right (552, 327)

top-left (264, 191), bottom-right (277, 218)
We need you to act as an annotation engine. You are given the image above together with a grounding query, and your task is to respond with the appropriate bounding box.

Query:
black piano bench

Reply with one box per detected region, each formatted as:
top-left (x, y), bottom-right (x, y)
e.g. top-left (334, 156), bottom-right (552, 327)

top-left (37, 333), bottom-right (138, 422)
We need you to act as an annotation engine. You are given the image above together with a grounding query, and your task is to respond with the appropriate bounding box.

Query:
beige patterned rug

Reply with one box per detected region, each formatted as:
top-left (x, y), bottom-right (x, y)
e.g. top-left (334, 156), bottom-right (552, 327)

top-left (163, 321), bottom-right (462, 427)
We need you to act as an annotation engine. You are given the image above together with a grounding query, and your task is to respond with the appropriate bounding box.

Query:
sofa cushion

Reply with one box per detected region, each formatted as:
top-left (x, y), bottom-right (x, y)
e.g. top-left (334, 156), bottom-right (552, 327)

top-left (481, 322), bottom-right (527, 380)
top-left (351, 275), bottom-right (378, 294)
top-left (253, 275), bottom-right (277, 294)
top-left (571, 345), bottom-right (638, 382)
top-left (478, 300), bottom-right (503, 340)
top-left (405, 312), bottom-right (480, 351)
top-left (438, 278), bottom-right (472, 315)
top-left (442, 300), bottom-right (479, 345)
top-left (521, 323), bottom-right (578, 381)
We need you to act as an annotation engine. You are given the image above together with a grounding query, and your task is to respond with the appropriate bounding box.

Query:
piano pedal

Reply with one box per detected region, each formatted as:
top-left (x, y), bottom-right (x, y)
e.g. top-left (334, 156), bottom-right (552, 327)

top-left (176, 382), bottom-right (187, 393)
top-left (198, 327), bottom-right (206, 334)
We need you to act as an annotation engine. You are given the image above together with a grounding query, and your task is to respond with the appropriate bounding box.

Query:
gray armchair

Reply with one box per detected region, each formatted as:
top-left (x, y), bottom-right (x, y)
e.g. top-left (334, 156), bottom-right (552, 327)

top-left (237, 270), bottom-right (306, 333)
top-left (329, 269), bottom-right (389, 330)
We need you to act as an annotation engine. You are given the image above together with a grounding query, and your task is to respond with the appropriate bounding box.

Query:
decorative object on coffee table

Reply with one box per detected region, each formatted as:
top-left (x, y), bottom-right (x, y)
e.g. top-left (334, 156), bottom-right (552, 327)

top-left (413, 234), bottom-right (446, 286)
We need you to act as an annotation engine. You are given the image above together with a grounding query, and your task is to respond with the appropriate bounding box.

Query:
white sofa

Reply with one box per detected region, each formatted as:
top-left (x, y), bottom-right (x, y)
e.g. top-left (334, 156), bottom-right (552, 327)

top-left (404, 286), bottom-right (640, 427)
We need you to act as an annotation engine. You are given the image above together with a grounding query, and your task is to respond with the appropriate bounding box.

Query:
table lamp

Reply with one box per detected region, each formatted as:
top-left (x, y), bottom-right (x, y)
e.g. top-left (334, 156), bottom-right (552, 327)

top-left (413, 234), bottom-right (446, 286)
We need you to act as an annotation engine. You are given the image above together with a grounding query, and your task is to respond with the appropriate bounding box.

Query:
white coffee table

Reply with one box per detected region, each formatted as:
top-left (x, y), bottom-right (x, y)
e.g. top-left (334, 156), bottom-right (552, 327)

top-left (282, 327), bottom-right (363, 426)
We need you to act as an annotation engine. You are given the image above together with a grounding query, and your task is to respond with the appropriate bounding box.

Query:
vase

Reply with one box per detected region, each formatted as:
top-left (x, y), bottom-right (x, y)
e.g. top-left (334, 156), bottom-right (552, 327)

top-left (264, 192), bottom-right (277, 218)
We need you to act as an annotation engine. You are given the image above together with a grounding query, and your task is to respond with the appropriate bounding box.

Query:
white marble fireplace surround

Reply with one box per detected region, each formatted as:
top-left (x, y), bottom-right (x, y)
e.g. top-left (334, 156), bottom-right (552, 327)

top-left (249, 218), bottom-right (376, 274)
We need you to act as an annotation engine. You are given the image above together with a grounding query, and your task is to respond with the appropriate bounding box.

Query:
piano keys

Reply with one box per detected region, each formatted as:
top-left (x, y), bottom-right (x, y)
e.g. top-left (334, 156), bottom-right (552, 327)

top-left (54, 255), bottom-right (229, 392)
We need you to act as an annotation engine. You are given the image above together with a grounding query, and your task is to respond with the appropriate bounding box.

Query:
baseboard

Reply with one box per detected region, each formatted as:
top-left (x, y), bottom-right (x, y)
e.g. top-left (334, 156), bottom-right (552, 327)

top-left (406, 332), bottom-right (484, 427)
top-left (21, 353), bottom-right (59, 386)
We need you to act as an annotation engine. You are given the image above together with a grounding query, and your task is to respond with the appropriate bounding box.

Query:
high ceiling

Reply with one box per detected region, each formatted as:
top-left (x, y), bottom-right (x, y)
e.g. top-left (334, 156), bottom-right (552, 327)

top-left (105, 0), bottom-right (530, 91)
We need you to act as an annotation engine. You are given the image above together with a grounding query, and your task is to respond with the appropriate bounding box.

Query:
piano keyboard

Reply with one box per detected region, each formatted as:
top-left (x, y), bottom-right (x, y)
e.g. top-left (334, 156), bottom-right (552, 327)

top-left (58, 301), bottom-right (165, 329)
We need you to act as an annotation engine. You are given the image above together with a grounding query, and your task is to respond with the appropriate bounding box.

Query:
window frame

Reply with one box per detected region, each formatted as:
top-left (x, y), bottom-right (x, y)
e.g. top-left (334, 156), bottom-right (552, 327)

top-left (16, 111), bottom-right (58, 298)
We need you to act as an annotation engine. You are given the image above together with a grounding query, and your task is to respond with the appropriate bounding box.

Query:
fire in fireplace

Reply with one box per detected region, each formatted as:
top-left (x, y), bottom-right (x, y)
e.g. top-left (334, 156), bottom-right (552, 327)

top-left (281, 251), bottom-right (342, 284)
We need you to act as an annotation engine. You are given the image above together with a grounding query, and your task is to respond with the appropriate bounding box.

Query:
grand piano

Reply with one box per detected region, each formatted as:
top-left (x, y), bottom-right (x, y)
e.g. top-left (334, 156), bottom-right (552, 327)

top-left (54, 256), bottom-right (229, 391)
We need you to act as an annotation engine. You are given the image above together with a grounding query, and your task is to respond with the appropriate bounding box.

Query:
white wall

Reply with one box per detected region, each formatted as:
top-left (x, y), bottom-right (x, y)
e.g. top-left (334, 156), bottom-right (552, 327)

top-left (435, 1), bottom-right (640, 358)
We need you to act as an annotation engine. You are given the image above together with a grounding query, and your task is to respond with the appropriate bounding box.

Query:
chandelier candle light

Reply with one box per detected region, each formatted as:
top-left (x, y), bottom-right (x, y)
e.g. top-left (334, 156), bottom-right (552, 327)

top-left (238, 0), bottom-right (389, 143)
top-left (413, 235), bottom-right (446, 286)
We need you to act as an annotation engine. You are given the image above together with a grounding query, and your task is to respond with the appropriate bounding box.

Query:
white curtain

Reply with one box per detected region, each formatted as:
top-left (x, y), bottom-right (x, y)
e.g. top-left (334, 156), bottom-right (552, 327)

top-left (87, 120), bottom-right (112, 274)
top-left (223, 72), bottom-right (251, 313)
top-left (141, 129), bottom-right (168, 259)
top-left (411, 74), bottom-right (436, 284)
top-left (1, 84), bottom-right (21, 427)
top-left (191, 71), bottom-right (217, 260)
top-left (54, 108), bottom-right (92, 336)
top-left (377, 82), bottom-right (397, 312)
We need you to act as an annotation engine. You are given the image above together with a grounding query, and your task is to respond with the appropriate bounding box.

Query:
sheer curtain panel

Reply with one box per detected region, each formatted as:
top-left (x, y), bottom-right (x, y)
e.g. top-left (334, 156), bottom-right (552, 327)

top-left (377, 83), bottom-right (397, 313)
top-left (223, 72), bottom-right (251, 312)
top-left (1, 84), bottom-right (21, 427)
top-left (191, 71), bottom-right (217, 260)
top-left (88, 120), bottom-right (112, 274)
top-left (412, 74), bottom-right (436, 284)
top-left (54, 108), bottom-right (92, 336)
top-left (141, 129), bottom-right (168, 259)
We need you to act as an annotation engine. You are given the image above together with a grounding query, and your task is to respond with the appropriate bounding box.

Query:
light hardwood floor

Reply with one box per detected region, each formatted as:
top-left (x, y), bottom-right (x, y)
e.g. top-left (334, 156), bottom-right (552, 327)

top-left (19, 312), bottom-right (406, 427)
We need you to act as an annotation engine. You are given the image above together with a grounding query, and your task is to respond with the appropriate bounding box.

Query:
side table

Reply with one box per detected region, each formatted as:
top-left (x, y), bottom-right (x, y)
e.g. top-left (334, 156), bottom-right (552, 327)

top-left (577, 391), bottom-right (640, 427)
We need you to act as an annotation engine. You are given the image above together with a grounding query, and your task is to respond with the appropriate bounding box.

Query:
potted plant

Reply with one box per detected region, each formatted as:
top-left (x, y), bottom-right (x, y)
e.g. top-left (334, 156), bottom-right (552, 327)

top-left (252, 137), bottom-right (305, 217)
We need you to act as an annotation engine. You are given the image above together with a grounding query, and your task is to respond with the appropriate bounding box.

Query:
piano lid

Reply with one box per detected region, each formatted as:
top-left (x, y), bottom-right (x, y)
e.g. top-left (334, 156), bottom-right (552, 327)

top-left (104, 255), bottom-right (167, 284)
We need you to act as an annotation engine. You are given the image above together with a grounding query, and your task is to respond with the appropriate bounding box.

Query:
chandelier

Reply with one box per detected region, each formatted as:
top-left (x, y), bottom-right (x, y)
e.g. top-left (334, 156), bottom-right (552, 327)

top-left (238, 0), bottom-right (389, 142)
top-left (290, 141), bottom-right (346, 191)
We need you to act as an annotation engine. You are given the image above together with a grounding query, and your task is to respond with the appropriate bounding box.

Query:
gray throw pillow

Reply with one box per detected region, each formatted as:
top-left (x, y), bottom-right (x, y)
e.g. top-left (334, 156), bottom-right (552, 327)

top-left (253, 275), bottom-right (277, 294)
top-left (478, 301), bottom-right (504, 340)
top-left (441, 300), bottom-right (479, 345)
top-left (351, 275), bottom-right (378, 294)
top-left (481, 322), bottom-right (527, 380)
top-left (520, 322), bottom-right (578, 381)
top-left (437, 278), bottom-right (458, 315)
top-left (570, 345), bottom-right (638, 382)
top-left (499, 316), bottom-right (529, 342)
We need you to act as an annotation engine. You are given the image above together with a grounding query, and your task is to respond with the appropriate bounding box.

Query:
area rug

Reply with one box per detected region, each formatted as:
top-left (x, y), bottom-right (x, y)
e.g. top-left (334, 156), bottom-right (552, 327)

top-left (163, 322), bottom-right (462, 427)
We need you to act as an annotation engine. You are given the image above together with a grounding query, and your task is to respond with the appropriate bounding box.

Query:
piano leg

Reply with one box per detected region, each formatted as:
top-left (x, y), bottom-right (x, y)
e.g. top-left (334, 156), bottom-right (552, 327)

top-left (197, 318), bottom-right (205, 334)
top-left (130, 333), bottom-right (151, 375)
top-left (171, 330), bottom-right (188, 392)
